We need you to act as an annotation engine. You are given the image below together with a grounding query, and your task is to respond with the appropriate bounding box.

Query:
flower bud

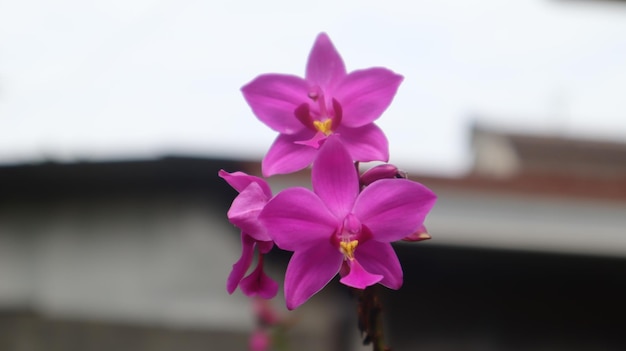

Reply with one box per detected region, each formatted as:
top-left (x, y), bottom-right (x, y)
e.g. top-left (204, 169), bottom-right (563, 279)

top-left (249, 329), bottom-right (271, 351)
top-left (360, 164), bottom-right (405, 186)
top-left (253, 298), bottom-right (281, 326)
top-left (402, 225), bottom-right (431, 242)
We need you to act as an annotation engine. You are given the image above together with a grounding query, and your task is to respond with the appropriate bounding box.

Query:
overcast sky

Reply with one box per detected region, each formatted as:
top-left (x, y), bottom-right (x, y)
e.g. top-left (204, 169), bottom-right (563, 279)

top-left (1, 0), bottom-right (625, 175)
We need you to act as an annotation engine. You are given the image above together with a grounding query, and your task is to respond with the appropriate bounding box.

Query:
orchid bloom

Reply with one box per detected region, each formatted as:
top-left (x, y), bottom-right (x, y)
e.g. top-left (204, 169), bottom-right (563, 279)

top-left (242, 33), bottom-right (404, 176)
top-left (219, 170), bottom-right (278, 299)
top-left (259, 137), bottom-right (436, 309)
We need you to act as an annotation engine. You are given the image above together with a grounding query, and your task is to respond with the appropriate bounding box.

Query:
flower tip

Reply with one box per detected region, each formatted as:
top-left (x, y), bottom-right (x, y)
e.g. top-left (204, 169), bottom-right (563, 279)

top-left (285, 296), bottom-right (303, 311)
top-left (260, 162), bottom-right (277, 178)
top-left (315, 31), bottom-right (330, 41)
top-left (402, 226), bottom-right (431, 242)
top-left (417, 232), bottom-right (432, 241)
top-left (311, 32), bottom-right (335, 54)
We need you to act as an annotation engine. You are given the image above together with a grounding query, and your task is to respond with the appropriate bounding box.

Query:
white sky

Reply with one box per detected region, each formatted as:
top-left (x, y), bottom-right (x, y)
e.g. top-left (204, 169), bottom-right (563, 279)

top-left (1, 0), bottom-right (626, 175)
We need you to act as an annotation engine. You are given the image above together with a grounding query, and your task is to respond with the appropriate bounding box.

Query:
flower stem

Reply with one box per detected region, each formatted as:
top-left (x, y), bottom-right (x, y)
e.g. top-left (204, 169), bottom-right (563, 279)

top-left (355, 286), bottom-right (391, 351)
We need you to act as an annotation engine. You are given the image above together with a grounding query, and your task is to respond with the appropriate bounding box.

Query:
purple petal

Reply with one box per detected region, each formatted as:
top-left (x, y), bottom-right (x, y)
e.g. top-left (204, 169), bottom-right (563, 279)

top-left (306, 33), bottom-right (346, 90)
top-left (337, 123), bottom-right (389, 163)
top-left (240, 255), bottom-right (279, 299)
top-left (311, 136), bottom-right (359, 217)
top-left (259, 187), bottom-right (338, 251)
top-left (262, 131), bottom-right (318, 177)
top-left (354, 179), bottom-right (437, 242)
top-left (227, 182), bottom-right (270, 242)
top-left (218, 170), bottom-right (272, 198)
top-left (241, 74), bottom-right (310, 134)
top-left (284, 243), bottom-right (343, 310)
top-left (334, 68), bottom-right (403, 128)
top-left (339, 258), bottom-right (383, 289)
top-left (227, 234), bottom-right (255, 294)
top-left (355, 241), bottom-right (403, 289)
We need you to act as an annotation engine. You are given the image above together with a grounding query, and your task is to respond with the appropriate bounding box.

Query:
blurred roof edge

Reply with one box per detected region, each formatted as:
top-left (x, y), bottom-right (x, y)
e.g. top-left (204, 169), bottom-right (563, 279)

top-left (452, 121), bottom-right (626, 201)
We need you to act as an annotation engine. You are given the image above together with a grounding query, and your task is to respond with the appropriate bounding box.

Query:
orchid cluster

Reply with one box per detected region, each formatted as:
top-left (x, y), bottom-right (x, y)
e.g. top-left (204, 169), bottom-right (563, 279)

top-left (220, 33), bottom-right (436, 311)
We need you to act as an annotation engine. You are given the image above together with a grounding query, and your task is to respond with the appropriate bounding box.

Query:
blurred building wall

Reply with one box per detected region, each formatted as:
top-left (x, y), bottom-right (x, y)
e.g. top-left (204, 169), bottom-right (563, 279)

top-left (1, 125), bottom-right (626, 350)
top-left (0, 158), bottom-right (338, 351)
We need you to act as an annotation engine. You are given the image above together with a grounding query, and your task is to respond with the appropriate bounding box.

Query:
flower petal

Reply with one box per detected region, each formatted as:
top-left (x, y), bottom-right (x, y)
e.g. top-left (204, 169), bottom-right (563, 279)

top-left (354, 179), bottom-right (437, 242)
top-left (240, 255), bottom-right (279, 299)
top-left (227, 182), bottom-right (270, 242)
top-left (337, 123), bottom-right (389, 163)
top-left (241, 74), bottom-right (310, 134)
top-left (259, 187), bottom-right (338, 251)
top-left (334, 68), bottom-right (403, 128)
top-left (339, 258), bottom-right (383, 289)
top-left (262, 131), bottom-right (318, 177)
top-left (284, 243), bottom-right (343, 310)
top-left (311, 136), bottom-right (359, 216)
top-left (227, 234), bottom-right (255, 294)
top-left (355, 241), bottom-right (403, 289)
top-left (306, 33), bottom-right (346, 90)
top-left (218, 170), bottom-right (272, 198)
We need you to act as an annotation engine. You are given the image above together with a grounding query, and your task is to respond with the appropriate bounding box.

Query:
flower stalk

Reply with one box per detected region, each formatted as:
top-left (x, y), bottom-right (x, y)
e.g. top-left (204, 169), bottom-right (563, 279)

top-left (356, 285), bottom-right (390, 351)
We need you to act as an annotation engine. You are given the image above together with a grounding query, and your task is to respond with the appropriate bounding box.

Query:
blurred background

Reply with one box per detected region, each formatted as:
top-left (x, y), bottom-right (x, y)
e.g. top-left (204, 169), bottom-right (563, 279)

top-left (1, 0), bottom-right (626, 350)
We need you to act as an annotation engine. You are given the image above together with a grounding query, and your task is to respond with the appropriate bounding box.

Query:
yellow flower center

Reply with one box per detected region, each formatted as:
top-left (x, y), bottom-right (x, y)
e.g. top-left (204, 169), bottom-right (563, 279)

top-left (339, 240), bottom-right (359, 260)
top-left (313, 119), bottom-right (333, 136)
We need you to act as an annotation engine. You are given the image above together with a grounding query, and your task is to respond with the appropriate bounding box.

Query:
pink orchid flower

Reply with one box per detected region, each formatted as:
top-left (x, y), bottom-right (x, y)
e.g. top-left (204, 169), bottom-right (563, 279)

top-left (259, 137), bottom-right (436, 309)
top-left (242, 33), bottom-right (404, 176)
top-left (219, 170), bottom-right (278, 299)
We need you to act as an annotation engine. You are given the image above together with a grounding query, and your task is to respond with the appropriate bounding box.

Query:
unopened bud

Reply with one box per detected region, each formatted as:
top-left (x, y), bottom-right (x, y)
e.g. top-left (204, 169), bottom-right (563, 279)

top-left (402, 225), bottom-right (431, 242)
top-left (253, 298), bottom-right (281, 326)
top-left (360, 164), bottom-right (405, 186)
top-left (249, 329), bottom-right (271, 351)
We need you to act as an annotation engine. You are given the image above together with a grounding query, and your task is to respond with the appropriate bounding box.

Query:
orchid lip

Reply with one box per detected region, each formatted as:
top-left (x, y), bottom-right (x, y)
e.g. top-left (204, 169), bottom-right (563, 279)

top-left (293, 96), bottom-right (343, 147)
top-left (295, 87), bottom-right (343, 136)
top-left (331, 214), bottom-right (374, 261)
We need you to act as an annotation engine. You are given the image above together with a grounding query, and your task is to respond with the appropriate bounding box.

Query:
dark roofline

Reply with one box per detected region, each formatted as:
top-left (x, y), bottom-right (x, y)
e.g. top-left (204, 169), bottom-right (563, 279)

top-left (3, 154), bottom-right (625, 204)
top-left (0, 156), bottom-right (246, 203)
